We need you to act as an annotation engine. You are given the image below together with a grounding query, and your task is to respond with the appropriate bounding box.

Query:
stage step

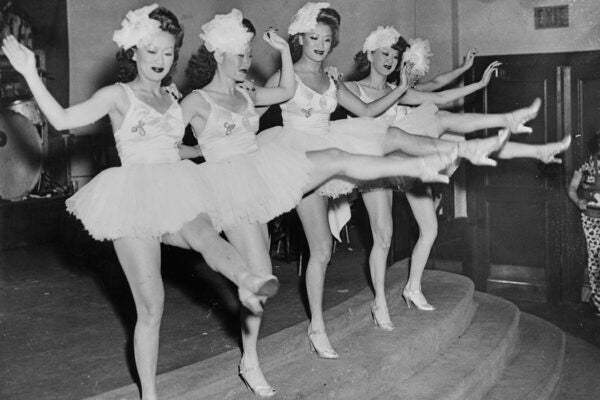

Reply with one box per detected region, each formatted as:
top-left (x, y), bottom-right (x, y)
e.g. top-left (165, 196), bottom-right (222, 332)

top-left (554, 334), bottom-right (600, 399)
top-left (484, 313), bottom-right (565, 400)
top-left (375, 292), bottom-right (520, 400)
top-left (86, 264), bottom-right (476, 400)
top-left (85, 264), bottom-right (598, 400)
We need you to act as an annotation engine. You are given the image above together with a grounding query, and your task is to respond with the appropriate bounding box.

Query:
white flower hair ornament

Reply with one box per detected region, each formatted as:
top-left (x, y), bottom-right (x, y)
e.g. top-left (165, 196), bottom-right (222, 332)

top-left (199, 9), bottom-right (253, 54)
top-left (112, 4), bottom-right (161, 50)
top-left (288, 2), bottom-right (330, 35)
top-left (362, 26), bottom-right (400, 53)
top-left (402, 38), bottom-right (433, 78)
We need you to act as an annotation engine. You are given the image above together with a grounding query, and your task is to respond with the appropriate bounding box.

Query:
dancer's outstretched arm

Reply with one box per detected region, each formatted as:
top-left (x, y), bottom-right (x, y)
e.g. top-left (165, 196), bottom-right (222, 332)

top-left (415, 48), bottom-right (479, 92)
top-left (2, 35), bottom-right (117, 130)
top-left (336, 63), bottom-right (410, 117)
top-left (400, 61), bottom-right (500, 107)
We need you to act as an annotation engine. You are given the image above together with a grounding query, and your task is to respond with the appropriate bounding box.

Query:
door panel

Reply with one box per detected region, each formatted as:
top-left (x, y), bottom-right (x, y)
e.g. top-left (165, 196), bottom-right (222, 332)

top-left (467, 53), bottom-right (564, 302)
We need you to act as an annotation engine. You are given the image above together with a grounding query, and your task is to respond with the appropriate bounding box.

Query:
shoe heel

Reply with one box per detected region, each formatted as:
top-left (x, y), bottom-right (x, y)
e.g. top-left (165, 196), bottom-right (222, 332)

top-left (403, 294), bottom-right (413, 309)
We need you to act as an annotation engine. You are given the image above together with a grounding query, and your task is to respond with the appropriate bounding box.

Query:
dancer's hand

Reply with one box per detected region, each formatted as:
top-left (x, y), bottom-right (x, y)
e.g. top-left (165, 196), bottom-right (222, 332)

top-left (236, 79), bottom-right (256, 92)
top-left (2, 35), bottom-right (37, 78)
top-left (398, 61), bottom-right (411, 91)
top-left (324, 66), bottom-right (343, 84)
top-left (462, 48), bottom-right (478, 69)
top-left (263, 27), bottom-right (288, 52)
top-left (577, 199), bottom-right (588, 211)
top-left (480, 61), bottom-right (501, 87)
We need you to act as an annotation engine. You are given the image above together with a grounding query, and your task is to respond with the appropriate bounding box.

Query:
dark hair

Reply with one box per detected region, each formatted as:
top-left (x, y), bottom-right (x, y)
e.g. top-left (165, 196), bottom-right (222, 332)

top-left (116, 7), bottom-right (184, 85)
top-left (184, 18), bottom-right (256, 92)
top-left (289, 7), bottom-right (341, 62)
top-left (352, 36), bottom-right (410, 84)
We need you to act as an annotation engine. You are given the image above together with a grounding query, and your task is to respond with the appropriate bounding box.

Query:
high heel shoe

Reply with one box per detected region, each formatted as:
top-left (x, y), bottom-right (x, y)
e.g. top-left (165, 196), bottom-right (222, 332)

top-left (370, 302), bottom-right (395, 331)
top-left (507, 98), bottom-right (541, 134)
top-left (238, 363), bottom-right (276, 398)
top-left (402, 288), bottom-right (436, 311)
top-left (307, 325), bottom-right (339, 359)
top-left (242, 273), bottom-right (280, 298)
top-left (538, 135), bottom-right (571, 164)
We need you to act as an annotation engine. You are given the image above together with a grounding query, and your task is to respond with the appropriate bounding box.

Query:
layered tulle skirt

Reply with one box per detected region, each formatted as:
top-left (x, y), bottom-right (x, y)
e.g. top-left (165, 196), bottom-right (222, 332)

top-left (66, 160), bottom-right (214, 241)
top-left (67, 142), bottom-right (315, 240)
top-left (196, 140), bottom-right (314, 231)
top-left (258, 117), bottom-right (389, 197)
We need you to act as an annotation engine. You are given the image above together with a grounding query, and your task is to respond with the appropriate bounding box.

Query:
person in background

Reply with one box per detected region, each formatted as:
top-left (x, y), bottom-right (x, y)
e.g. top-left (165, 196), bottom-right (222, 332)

top-left (568, 132), bottom-right (600, 316)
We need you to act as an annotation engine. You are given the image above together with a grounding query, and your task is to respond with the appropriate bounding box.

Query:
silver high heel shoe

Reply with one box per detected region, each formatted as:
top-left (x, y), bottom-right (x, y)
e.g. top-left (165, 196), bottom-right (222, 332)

top-left (402, 288), bottom-right (436, 311)
top-left (238, 363), bottom-right (276, 398)
top-left (370, 302), bottom-right (395, 331)
top-left (307, 325), bottom-right (339, 359)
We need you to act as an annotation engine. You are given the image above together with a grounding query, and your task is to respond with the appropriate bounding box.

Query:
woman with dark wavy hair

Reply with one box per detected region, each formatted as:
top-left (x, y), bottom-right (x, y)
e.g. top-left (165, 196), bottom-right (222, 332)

top-left (258, 2), bottom-right (517, 360)
top-left (2, 6), bottom-right (283, 400)
top-left (344, 27), bottom-right (571, 327)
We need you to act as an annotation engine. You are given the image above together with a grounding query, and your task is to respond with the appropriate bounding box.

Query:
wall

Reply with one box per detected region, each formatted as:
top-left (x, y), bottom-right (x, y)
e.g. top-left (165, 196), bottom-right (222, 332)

top-left (457, 0), bottom-right (600, 56)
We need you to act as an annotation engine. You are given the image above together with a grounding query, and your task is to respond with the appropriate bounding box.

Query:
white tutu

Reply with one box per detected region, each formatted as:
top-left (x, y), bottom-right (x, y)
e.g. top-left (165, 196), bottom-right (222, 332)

top-left (259, 117), bottom-right (389, 198)
top-left (393, 102), bottom-right (439, 138)
top-left (66, 160), bottom-right (213, 241)
top-left (195, 140), bottom-right (314, 231)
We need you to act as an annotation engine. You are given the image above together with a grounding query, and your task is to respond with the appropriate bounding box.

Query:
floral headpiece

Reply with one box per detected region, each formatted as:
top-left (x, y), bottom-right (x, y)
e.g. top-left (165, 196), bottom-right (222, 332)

top-left (112, 4), bottom-right (161, 50)
top-left (288, 2), bottom-right (330, 35)
top-left (402, 37), bottom-right (433, 77)
top-left (362, 26), bottom-right (400, 53)
top-left (199, 9), bottom-right (253, 54)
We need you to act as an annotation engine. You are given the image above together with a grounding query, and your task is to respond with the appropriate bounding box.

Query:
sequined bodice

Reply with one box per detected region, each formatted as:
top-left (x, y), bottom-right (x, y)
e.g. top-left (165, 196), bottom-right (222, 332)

top-left (280, 75), bottom-right (337, 135)
top-left (354, 82), bottom-right (412, 126)
top-left (193, 88), bottom-right (260, 161)
top-left (115, 84), bottom-right (184, 166)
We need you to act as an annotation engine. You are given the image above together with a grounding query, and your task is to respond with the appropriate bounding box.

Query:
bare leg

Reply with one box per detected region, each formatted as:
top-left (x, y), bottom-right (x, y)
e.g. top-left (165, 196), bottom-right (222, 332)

top-left (302, 148), bottom-right (456, 195)
top-left (296, 192), bottom-right (339, 358)
top-left (224, 223), bottom-right (276, 397)
top-left (362, 189), bottom-right (395, 330)
top-left (381, 126), bottom-right (508, 166)
top-left (163, 214), bottom-right (278, 314)
top-left (113, 237), bottom-right (163, 400)
top-left (403, 188), bottom-right (437, 311)
top-left (496, 135), bottom-right (571, 163)
top-left (431, 98), bottom-right (542, 136)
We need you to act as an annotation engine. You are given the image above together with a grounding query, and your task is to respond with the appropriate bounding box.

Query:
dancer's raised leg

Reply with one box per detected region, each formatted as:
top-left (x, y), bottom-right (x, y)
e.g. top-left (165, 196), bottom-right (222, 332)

top-left (113, 238), bottom-right (163, 400)
top-left (163, 214), bottom-right (278, 314)
top-left (224, 223), bottom-right (276, 398)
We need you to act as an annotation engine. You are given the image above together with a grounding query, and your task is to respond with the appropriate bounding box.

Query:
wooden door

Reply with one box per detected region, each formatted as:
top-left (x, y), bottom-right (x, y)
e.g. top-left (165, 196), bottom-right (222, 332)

top-left (562, 51), bottom-right (600, 301)
top-left (466, 53), bottom-right (567, 302)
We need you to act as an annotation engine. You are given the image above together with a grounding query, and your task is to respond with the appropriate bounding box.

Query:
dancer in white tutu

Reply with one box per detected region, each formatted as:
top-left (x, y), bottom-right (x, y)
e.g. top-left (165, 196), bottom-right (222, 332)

top-left (181, 9), bottom-right (465, 397)
top-left (2, 6), bottom-right (283, 400)
top-left (257, 2), bottom-right (511, 360)
top-left (341, 27), bottom-right (572, 327)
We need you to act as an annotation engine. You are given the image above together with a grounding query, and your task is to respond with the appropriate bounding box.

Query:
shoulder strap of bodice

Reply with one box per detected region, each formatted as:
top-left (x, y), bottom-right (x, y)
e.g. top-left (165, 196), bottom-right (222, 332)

top-left (117, 82), bottom-right (136, 102)
top-left (192, 88), bottom-right (214, 106)
top-left (354, 81), bottom-right (368, 100)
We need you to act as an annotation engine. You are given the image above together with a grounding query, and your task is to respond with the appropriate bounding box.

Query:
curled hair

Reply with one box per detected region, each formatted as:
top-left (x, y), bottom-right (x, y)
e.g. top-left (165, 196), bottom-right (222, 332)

top-left (289, 7), bottom-right (341, 62)
top-left (116, 7), bottom-right (184, 85)
top-left (352, 36), bottom-right (410, 84)
top-left (185, 18), bottom-right (256, 92)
